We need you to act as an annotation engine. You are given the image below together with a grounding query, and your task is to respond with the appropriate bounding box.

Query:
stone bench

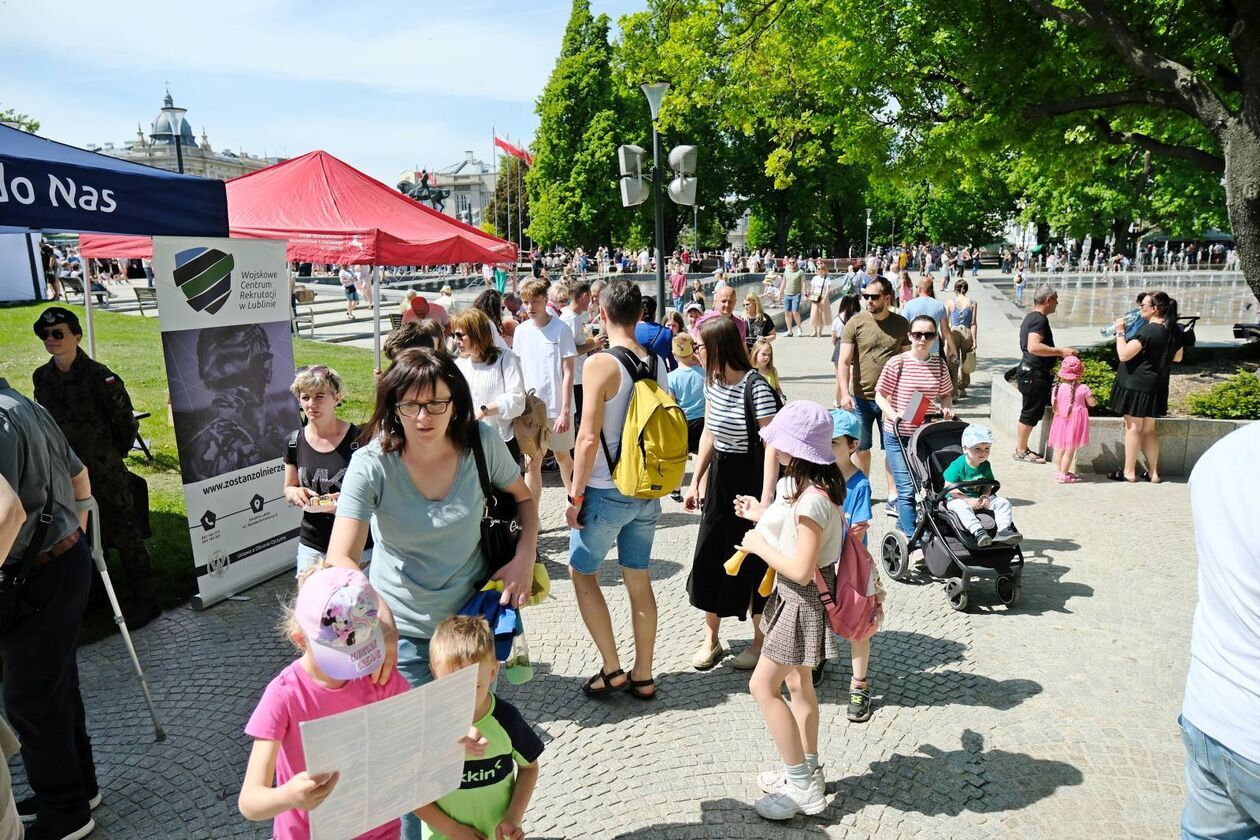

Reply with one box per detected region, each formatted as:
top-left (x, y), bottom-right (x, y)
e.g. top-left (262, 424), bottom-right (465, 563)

top-left (988, 372), bottom-right (1252, 477)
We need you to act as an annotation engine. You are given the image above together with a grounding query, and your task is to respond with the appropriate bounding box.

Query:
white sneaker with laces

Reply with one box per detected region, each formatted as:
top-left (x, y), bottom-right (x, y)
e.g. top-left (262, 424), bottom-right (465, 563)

top-left (754, 773), bottom-right (827, 819)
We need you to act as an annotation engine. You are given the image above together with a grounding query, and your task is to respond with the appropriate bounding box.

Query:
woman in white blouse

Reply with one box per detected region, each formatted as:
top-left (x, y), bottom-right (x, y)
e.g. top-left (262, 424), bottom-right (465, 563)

top-left (451, 309), bottom-right (527, 464)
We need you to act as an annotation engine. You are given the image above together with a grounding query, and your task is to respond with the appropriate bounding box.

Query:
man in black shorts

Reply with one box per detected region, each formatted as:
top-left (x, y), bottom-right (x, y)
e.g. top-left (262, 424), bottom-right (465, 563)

top-left (1014, 285), bottom-right (1076, 462)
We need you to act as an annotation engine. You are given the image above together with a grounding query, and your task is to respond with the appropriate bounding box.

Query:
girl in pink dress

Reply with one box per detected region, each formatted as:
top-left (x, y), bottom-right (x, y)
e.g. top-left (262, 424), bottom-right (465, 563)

top-left (1048, 356), bottom-right (1097, 483)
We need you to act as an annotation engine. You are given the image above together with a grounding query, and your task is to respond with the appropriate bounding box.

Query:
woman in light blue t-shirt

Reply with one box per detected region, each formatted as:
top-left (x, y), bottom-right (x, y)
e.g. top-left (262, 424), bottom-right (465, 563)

top-left (326, 348), bottom-right (539, 691)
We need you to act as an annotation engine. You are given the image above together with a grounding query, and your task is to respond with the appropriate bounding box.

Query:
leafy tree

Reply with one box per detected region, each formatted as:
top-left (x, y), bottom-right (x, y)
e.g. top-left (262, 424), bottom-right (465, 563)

top-left (484, 154), bottom-right (531, 242)
top-left (527, 0), bottom-right (624, 249)
top-left (0, 107), bottom-right (39, 133)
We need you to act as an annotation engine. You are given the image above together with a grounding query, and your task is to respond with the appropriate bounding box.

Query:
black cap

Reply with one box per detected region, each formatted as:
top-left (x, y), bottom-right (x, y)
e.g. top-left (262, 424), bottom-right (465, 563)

top-left (33, 307), bottom-right (82, 336)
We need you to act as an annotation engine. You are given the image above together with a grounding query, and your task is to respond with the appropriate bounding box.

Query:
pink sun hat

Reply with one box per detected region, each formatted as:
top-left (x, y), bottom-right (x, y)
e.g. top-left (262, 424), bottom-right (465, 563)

top-left (760, 400), bottom-right (836, 465)
top-left (1059, 355), bottom-right (1084, 380)
top-left (295, 567), bottom-right (386, 680)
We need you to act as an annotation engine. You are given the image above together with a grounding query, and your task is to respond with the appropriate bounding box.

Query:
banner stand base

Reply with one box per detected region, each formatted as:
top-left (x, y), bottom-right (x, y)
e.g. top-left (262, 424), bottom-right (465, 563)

top-left (191, 562), bottom-right (294, 611)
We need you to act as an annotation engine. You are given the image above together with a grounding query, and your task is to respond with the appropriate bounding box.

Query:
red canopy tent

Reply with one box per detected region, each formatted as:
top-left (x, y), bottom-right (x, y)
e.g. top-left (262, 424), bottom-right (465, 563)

top-left (82, 149), bottom-right (516, 364)
top-left (82, 149), bottom-right (514, 264)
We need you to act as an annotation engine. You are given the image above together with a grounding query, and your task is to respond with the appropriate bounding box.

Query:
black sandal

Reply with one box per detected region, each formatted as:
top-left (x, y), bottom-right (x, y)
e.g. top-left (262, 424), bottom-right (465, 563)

top-left (624, 676), bottom-right (657, 701)
top-left (581, 668), bottom-right (626, 697)
top-left (1107, 469), bottom-right (1138, 483)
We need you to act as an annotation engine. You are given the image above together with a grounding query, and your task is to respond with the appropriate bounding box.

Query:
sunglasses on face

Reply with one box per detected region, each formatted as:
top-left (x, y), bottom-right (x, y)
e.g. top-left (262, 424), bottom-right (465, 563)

top-left (296, 364), bottom-right (331, 375)
top-left (396, 399), bottom-right (452, 417)
top-left (451, 331), bottom-right (467, 339)
top-left (909, 330), bottom-right (937, 341)
top-left (40, 328), bottom-right (68, 340)
top-left (861, 293), bottom-right (884, 301)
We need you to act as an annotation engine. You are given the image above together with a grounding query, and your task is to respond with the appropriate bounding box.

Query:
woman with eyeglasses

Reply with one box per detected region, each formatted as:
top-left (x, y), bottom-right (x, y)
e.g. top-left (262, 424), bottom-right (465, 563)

top-left (450, 309), bottom-right (527, 465)
top-left (874, 314), bottom-right (956, 536)
top-left (327, 349), bottom-right (539, 693)
top-left (283, 365), bottom-right (372, 575)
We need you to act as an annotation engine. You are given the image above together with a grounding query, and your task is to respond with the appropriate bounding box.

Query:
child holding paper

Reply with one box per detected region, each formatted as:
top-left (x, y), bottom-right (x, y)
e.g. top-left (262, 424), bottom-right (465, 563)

top-left (239, 565), bottom-right (485, 840)
top-left (418, 616), bottom-right (543, 840)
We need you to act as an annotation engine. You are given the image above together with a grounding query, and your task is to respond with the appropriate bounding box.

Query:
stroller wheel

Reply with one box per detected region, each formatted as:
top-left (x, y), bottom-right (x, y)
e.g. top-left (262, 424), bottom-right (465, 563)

top-left (945, 578), bottom-right (969, 611)
top-left (996, 575), bottom-right (1020, 607)
top-left (881, 531), bottom-right (910, 581)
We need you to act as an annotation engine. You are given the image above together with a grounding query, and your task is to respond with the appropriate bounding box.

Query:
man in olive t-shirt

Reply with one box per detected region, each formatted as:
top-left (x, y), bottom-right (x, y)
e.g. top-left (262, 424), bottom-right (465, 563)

top-left (781, 258), bottom-right (805, 336)
top-left (836, 276), bottom-right (910, 489)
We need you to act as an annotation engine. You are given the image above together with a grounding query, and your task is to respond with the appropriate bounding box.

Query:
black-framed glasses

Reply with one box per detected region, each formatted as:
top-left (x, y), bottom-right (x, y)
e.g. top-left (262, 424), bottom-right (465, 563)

top-left (39, 328), bottom-right (68, 340)
top-left (909, 330), bottom-right (937, 341)
top-left (861, 293), bottom-right (883, 301)
top-left (693, 342), bottom-right (706, 351)
top-left (396, 399), bottom-right (452, 417)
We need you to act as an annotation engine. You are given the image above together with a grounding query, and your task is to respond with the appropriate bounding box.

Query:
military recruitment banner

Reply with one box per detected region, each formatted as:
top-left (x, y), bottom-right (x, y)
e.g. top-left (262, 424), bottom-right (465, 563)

top-left (153, 237), bottom-right (301, 608)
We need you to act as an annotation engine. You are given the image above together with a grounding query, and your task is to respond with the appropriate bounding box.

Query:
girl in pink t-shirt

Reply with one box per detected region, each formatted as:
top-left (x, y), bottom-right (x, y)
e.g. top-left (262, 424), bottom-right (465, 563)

top-left (239, 566), bottom-right (412, 840)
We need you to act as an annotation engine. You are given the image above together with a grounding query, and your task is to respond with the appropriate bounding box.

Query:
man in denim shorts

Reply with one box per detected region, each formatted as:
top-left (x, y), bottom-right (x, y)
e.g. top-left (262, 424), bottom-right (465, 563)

top-left (781, 257), bottom-right (805, 336)
top-left (565, 279), bottom-right (664, 700)
top-left (836, 275), bottom-right (909, 513)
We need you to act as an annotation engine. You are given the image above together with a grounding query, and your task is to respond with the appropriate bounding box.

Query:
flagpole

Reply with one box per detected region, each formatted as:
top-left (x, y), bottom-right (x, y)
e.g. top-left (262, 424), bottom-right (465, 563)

top-left (517, 148), bottom-right (524, 254)
top-left (491, 126), bottom-right (497, 240)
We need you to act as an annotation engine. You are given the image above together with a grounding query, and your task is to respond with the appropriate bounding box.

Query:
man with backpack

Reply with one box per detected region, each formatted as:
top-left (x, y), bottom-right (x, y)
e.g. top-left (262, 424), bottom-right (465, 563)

top-left (565, 279), bottom-right (688, 702)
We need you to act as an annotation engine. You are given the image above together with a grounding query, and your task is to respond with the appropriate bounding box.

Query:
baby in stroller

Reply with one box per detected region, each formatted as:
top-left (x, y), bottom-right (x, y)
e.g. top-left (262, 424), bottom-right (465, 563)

top-left (942, 425), bottom-right (1022, 547)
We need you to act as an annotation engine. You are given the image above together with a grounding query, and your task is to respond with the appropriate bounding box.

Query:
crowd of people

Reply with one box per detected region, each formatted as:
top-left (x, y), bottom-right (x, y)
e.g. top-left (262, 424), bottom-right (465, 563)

top-left (3, 236), bottom-right (1247, 839)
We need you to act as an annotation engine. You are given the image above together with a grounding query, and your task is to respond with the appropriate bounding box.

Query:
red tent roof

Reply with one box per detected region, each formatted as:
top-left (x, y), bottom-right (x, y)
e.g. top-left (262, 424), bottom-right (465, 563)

top-left (81, 150), bottom-right (515, 266)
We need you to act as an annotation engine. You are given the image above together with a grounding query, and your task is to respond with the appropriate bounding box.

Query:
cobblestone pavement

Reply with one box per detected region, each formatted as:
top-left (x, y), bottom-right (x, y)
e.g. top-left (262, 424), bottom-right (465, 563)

top-left (12, 273), bottom-right (1197, 838)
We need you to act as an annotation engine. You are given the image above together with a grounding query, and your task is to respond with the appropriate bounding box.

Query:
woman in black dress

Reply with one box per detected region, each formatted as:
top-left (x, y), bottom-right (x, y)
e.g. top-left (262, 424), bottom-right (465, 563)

top-left (682, 318), bottom-right (782, 671)
top-left (1109, 291), bottom-right (1183, 483)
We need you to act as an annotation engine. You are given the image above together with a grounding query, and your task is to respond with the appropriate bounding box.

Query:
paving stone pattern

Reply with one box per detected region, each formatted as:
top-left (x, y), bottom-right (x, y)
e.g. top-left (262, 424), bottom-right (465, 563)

top-left (11, 274), bottom-right (1197, 837)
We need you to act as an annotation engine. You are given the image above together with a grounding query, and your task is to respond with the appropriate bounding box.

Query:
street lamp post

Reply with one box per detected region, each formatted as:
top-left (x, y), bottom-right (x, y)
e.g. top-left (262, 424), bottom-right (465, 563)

top-left (865, 207), bottom-right (872, 257)
top-left (642, 83), bottom-right (670, 323)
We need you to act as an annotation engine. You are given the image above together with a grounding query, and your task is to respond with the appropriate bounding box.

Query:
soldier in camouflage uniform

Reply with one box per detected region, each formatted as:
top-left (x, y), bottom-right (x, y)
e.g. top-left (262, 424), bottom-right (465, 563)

top-left (177, 323), bottom-right (291, 483)
top-left (31, 307), bottom-right (160, 630)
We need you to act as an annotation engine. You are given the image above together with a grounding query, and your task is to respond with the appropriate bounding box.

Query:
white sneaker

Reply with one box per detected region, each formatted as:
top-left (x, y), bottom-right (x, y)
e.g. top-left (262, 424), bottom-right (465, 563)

top-left (758, 764), bottom-right (824, 793)
top-left (754, 774), bottom-right (827, 819)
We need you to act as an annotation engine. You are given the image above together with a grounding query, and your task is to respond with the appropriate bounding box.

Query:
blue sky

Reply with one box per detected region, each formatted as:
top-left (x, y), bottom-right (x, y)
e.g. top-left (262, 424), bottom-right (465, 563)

top-left (4, 0), bottom-right (643, 185)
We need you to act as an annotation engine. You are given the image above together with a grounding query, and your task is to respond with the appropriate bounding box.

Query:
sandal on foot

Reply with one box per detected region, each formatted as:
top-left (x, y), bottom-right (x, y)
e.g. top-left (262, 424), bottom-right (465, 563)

top-left (624, 676), bottom-right (657, 701)
top-left (1106, 469), bottom-right (1138, 483)
top-left (581, 668), bottom-right (626, 697)
top-left (1013, 449), bottom-right (1046, 464)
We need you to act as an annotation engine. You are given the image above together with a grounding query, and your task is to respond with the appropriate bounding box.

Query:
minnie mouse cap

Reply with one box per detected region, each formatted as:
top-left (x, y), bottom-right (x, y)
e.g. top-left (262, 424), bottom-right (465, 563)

top-left (295, 567), bottom-right (385, 680)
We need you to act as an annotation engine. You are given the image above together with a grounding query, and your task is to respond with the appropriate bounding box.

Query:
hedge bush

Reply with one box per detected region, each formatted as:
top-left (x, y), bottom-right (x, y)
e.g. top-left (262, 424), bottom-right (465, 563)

top-left (1184, 369), bottom-right (1260, 419)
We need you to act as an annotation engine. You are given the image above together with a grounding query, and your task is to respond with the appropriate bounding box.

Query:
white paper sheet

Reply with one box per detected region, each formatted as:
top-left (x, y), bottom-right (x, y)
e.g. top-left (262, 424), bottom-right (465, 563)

top-left (300, 664), bottom-right (478, 840)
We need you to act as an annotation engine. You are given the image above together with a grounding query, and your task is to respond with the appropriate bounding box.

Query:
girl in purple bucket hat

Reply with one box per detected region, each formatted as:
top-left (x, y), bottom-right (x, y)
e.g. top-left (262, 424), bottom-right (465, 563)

top-left (731, 400), bottom-right (848, 821)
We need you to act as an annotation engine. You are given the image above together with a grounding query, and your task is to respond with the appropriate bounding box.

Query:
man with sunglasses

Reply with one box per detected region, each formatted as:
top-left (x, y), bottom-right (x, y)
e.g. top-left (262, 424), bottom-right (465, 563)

top-left (836, 277), bottom-right (911, 509)
top-left (31, 307), bottom-right (159, 630)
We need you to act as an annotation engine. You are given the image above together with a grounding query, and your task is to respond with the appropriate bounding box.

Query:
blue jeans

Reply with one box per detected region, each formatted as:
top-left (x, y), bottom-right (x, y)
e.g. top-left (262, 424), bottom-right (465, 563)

top-left (882, 427), bottom-right (916, 535)
top-left (396, 636), bottom-right (434, 840)
top-left (673, 296), bottom-right (685, 312)
top-left (1181, 715), bottom-right (1260, 839)
top-left (852, 396), bottom-right (883, 452)
top-left (569, 486), bottom-right (661, 574)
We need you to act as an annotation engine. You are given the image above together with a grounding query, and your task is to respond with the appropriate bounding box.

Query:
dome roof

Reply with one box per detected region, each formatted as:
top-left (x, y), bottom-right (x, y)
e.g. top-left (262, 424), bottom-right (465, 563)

top-left (150, 90), bottom-right (196, 146)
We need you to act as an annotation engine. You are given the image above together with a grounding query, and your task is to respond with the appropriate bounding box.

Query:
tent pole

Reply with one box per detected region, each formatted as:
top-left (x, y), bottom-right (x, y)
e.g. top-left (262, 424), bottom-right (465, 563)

top-left (372, 266), bottom-right (382, 373)
top-left (83, 256), bottom-right (96, 357)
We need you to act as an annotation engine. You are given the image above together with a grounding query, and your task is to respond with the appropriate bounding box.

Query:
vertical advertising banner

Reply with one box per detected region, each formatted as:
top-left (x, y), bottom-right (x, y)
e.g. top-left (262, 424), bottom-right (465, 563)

top-left (153, 237), bottom-right (301, 608)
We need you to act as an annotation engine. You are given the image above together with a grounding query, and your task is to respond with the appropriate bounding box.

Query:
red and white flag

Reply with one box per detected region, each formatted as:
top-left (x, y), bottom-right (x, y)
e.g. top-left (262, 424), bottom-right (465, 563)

top-left (494, 136), bottom-right (533, 166)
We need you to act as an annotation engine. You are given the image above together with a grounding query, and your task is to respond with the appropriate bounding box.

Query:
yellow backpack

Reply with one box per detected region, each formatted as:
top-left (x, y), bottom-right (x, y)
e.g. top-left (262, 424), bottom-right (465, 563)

top-left (599, 347), bottom-right (690, 498)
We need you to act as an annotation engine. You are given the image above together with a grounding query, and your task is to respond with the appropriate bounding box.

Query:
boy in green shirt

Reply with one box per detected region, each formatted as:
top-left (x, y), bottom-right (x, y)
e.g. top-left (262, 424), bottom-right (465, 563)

top-left (942, 425), bottom-right (1021, 547)
top-left (419, 617), bottom-right (543, 840)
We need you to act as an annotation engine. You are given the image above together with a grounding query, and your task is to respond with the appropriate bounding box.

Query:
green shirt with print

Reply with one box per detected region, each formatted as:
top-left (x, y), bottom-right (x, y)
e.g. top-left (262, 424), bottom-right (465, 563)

top-left (941, 455), bottom-right (996, 497)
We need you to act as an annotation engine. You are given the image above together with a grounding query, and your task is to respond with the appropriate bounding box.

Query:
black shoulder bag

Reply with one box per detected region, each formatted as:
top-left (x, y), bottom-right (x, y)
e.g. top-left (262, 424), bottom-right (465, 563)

top-left (743, 370), bottom-right (785, 456)
top-left (0, 488), bottom-right (56, 635)
top-left (469, 430), bottom-right (523, 583)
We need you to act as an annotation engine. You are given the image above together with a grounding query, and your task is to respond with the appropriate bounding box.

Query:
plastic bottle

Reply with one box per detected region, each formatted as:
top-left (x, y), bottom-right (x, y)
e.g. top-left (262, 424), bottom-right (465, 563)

top-left (1100, 308), bottom-right (1141, 338)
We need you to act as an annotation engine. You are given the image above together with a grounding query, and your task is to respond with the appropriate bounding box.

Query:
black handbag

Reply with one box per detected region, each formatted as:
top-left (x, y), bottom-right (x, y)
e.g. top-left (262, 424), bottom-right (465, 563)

top-left (128, 471), bottom-right (152, 539)
top-left (0, 489), bottom-right (56, 635)
top-left (469, 431), bottom-right (522, 582)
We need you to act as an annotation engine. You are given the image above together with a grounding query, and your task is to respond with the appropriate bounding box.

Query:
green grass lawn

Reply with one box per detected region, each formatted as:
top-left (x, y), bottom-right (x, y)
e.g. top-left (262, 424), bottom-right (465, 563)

top-left (1, 301), bottom-right (377, 642)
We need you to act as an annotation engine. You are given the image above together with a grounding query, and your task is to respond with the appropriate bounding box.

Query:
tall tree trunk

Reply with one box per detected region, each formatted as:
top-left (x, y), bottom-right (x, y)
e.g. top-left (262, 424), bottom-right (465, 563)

top-left (1035, 221), bottom-right (1051, 246)
top-left (1110, 218), bottom-right (1130, 256)
top-left (774, 202), bottom-right (791, 256)
top-left (1222, 119), bottom-right (1260, 303)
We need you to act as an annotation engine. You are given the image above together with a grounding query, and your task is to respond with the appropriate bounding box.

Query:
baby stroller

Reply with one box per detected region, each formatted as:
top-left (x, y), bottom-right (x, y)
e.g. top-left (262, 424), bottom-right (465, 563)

top-left (880, 419), bottom-right (1025, 611)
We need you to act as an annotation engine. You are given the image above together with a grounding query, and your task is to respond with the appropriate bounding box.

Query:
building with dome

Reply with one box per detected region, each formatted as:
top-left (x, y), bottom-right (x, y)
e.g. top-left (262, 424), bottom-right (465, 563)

top-left (88, 90), bottom-right (280, 180)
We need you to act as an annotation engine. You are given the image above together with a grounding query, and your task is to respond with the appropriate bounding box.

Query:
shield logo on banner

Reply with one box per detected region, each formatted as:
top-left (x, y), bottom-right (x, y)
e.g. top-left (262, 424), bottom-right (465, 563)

top-left (173, 247), bottom-right (235, 314)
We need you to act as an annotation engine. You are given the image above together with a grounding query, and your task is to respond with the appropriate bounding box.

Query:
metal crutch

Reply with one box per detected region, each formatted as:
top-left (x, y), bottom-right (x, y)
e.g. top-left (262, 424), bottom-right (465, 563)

top-left (86, 499), bottom-right (166, 741)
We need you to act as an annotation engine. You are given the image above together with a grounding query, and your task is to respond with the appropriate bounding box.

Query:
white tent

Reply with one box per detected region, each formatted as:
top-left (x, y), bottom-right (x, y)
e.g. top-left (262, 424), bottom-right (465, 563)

top-left (0, 233), bottom-right (45, 302)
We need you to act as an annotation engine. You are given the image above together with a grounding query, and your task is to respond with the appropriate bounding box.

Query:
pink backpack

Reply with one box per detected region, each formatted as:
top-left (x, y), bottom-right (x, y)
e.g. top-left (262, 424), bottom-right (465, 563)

top-left (802, 488), bottom-right (883, 642)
